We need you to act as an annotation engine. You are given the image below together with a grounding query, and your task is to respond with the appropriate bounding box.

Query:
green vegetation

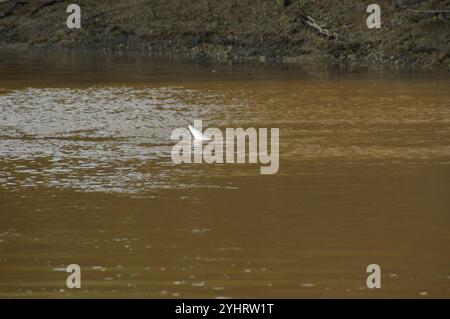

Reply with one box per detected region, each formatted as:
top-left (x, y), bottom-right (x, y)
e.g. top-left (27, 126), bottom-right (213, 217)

top-left (298, 0), bottom-right (307, 10)
top-left (276, 0), bottom-right (306, 10)
top-left (275, 0), bottom-right (289, 8)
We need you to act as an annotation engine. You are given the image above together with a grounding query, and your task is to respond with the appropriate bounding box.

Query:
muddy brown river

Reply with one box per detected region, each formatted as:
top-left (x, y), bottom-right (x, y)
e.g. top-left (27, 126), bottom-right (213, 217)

top-left (0, 50), bottom-right (449, 298)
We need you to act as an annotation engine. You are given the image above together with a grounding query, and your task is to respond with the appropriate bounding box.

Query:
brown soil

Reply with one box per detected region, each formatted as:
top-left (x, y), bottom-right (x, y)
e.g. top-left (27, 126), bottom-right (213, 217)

top-left (0, 0), bottom-right (449, 70)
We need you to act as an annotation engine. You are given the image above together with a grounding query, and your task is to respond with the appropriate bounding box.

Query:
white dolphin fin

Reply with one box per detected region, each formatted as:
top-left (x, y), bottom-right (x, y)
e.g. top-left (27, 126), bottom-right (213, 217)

top-left (188, 125), bottom-right (209, 141)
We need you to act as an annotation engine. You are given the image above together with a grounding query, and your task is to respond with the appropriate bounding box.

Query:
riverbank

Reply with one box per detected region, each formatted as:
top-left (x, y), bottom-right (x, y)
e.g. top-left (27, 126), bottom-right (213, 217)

top-left (0, 0), bottom-right (449, 70)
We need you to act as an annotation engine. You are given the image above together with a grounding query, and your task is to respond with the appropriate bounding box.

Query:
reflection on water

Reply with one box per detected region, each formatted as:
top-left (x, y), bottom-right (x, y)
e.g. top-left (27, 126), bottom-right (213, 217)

top-left (0, 51), bottom-right (449, 298)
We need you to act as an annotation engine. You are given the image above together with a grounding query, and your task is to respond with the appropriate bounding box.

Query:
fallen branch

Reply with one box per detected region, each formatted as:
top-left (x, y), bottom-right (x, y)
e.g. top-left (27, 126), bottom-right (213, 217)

top-left (296, 9), bottom-right (341, 40)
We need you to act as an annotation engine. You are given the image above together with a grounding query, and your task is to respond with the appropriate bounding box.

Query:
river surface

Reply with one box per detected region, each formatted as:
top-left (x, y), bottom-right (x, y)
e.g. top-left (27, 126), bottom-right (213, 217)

top-left (0, 50), bottom-right (449, 298)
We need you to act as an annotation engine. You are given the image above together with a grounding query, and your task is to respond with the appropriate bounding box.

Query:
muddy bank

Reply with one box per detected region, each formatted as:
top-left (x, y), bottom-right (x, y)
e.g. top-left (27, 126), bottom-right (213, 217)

top-left (0, 0), bottom-right (449, 70)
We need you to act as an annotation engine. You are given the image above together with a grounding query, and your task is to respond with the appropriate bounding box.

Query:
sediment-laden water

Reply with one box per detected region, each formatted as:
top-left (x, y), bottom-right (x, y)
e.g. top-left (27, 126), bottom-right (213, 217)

top-left (0, 51), bottom-right (449, 298)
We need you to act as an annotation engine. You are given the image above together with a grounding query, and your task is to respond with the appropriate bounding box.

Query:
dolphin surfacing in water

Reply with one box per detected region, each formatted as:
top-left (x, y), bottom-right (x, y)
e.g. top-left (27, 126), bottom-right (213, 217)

top-left (188, 125), bottom-right (209, 141)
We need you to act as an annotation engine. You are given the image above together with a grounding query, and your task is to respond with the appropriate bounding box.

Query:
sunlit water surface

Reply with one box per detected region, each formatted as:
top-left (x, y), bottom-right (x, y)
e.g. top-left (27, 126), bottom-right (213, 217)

top-left (0, 51), bottom-right (449, 298)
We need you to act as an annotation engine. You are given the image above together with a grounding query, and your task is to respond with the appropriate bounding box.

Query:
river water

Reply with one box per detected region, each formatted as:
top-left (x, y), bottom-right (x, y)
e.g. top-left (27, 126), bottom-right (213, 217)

top-left (0, 50), bottom-right (449, 298)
